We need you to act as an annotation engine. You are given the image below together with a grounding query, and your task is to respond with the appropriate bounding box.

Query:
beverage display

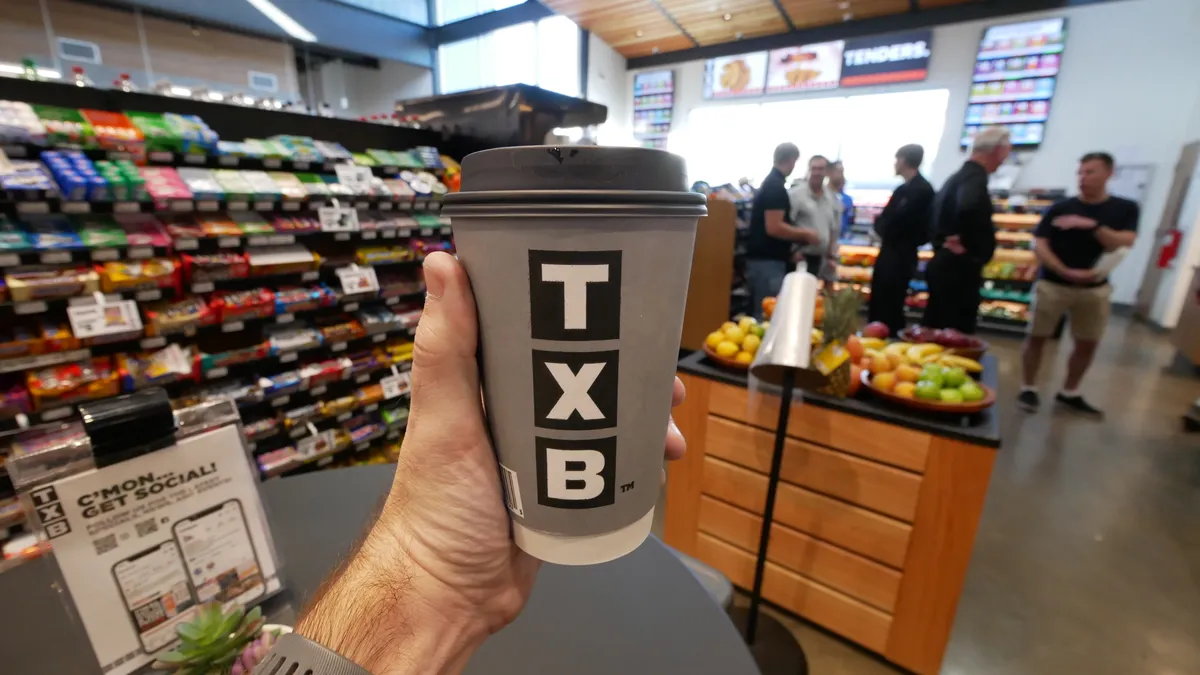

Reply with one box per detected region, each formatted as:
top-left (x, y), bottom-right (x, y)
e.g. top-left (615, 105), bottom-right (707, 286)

top-left (443, 146), bottom-right (706, 565)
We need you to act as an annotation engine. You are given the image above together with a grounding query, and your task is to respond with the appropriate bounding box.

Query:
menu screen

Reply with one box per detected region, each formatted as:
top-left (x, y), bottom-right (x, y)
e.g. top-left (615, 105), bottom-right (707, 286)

top-left (765, 41), bottom-right (844, 93)
top-left (962, 18), bottom-right (1065, 147)
top-left (704, 52), bottom-right (768, 99)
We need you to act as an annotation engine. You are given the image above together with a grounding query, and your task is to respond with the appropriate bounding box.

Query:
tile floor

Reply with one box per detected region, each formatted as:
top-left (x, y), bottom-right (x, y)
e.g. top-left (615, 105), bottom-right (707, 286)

top-left (672, 316), bottom-right (1200, 674)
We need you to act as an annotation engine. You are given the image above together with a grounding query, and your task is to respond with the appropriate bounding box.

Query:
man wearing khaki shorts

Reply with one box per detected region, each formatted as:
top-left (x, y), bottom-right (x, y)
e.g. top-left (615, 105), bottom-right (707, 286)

top-left (1019, 152), bottom-right (1138, 417)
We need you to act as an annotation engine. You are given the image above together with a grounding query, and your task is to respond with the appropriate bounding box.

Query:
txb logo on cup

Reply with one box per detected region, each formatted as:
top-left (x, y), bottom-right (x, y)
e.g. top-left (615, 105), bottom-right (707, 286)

top-left (527, 250), bottom-right (622, 510)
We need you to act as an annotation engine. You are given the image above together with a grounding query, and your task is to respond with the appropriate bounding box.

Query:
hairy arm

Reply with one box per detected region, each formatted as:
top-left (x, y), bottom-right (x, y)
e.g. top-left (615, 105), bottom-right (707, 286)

top-left (765, 209), bottom-right (819, 244)
top-left (1094, 225), bottom-right (1136, 251)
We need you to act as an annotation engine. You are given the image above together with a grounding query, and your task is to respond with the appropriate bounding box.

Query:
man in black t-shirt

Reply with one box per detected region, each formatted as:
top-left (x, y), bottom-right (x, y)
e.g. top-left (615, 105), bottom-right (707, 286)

top-left (1019, 152), bottom-right (1139, 417)
top-left (868, 144), bottom-right (934, 335)
top-left (745, 142), bottom-right (820, 319)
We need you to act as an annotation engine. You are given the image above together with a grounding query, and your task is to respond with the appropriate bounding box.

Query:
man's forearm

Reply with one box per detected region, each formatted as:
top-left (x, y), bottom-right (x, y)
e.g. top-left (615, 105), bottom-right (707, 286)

top-left (1033, 238), bottom-right (1070, 276)
top-left (1094, 225), bottom-right (1135, 251)
top-left (296, 529), bottom-right (488, 675)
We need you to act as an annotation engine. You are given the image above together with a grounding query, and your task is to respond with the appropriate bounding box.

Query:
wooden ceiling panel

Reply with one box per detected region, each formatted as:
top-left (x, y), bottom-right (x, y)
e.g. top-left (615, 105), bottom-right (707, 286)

top-left (778, 0), bottom-right (909, 29)
top-left (542, 0), bottom-right (688, 56)
top-left (657, 0), bottom-right (790, 46)
top-left (918, 0), bottom-right (980, 7)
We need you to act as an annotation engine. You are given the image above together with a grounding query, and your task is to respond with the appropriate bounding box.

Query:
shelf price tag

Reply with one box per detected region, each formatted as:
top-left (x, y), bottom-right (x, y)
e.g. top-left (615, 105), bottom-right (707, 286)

top-left (336, 265), bottom-right (379, 295)
top-left (381, 368), bottom-right (411, 400)
top-left (319, 205), bottom-right (360, 233)
top-left (67, 298), bottom-right (143, 339)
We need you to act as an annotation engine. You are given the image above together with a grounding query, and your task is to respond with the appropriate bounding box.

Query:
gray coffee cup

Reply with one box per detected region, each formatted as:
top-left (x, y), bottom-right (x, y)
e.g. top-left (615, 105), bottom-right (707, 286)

top-left (443, 146), bottom-right (706, 565)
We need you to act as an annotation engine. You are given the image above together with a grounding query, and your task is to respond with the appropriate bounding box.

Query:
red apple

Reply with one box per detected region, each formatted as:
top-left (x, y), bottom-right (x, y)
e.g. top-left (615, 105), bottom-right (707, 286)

top-left (862, 321), bottom-right (890, 339)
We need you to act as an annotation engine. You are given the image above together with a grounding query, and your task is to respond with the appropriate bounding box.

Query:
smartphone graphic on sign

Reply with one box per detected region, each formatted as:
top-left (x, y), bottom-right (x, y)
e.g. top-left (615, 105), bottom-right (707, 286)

top-left (172, 500), bottom-right (265, 608)
top-left (111, 540), bottom-right (198, 654)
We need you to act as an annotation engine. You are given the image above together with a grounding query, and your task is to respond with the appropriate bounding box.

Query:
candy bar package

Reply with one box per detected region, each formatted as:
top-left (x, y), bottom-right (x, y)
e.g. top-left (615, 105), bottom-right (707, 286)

top-left (298, 357), bottom-right (352, 386)
top-left (114, 214), bottom-right (171, 248)
top-left (24, 216), bottom-right (83, 249)
top-left (197, 215), bottom-right (243, 238)
top-left (199, 340), bottom-right (271, 371)
top-left (176, 167), bottom-right (224, 200)
top-left (26, 357), bottom-right (119, 410)
top-left (0, 100), bottom-right (47, 144)
top-left (244, 417), bottom-right (280, 441)
top-left (32, 105), bottom-right (95, 147)
top-left (139, 166), bottom-right (192, 201)
top-left (211, 288), bottom-right (275, 323)
top-left (295, 173), bottom-right (330, 197)
top-left (97, 258), bottom-right (180, 293)
top-left (7, 267), bottom-right (99, 302)
top-left (261, 370), bottom-right (303, 397)
top-left (0, 214), bottom-right (33, 252)
top-left (241, 171), bottom-right (282, 200)
top-left (143, 296), bottom-right (217, 336)
top-left (117, 344), bottom-right (194, 390)
top-left (77, 216), bottom-right (128, 249)
top-left (271, 215), bottom-right (321, 235)
top-left (266, 172), bottom-right (308, 200)
top-left (1, 161), bottom-right (58, 198)
top-left (230, 212), bottom-right (275, 235)
top-left (316, 316), bottom-right (365, 343)
top-left (266, 324), bottom-right (323, 354)
top-left (357, 306), bottom-right (400, 334)
top-left (274, 285), bottom-right (335, 314)
top-left (212, 170), bottom-right (255, 200)
top-left (247, 245), bottom-right (320, 276)
top-left (181, 253), bottom-right (249, 284)
top-left (0, 375), bottom-right (32, 417)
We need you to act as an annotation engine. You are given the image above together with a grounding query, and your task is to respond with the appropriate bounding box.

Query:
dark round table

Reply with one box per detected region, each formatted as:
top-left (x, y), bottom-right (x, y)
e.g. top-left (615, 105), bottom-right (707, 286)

top-left (0, 465), bottom-right (758, 674)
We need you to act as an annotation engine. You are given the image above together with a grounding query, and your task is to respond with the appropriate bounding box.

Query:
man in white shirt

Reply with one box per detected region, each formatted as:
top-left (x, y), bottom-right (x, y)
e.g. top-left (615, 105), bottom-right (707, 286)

top-left (789, 155), bottom-right (842, 281)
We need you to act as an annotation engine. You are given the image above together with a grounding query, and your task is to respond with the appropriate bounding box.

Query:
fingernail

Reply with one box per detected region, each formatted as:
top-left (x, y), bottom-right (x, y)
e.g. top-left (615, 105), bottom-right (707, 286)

top-left (424, 255), bottom-right (445, 299)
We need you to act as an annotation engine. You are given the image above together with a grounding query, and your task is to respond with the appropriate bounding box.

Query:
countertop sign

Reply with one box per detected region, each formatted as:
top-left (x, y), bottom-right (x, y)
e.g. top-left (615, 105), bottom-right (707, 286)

top-left (840, 29), bottom-right (933, 87)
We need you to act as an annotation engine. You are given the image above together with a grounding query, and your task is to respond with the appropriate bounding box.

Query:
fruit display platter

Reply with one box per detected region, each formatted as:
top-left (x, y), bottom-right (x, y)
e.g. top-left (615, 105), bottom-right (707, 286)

top-left (703, 343), bottom-right (750, 370)
top-left (860, 370), bottom-right (996, 414)
top-left (899, 326), bottom-right (990, 361)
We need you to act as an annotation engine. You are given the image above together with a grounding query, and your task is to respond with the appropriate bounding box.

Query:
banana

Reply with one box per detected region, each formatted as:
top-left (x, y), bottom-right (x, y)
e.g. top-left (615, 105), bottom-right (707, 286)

top-left (859, 337), bottom-right (888, 351)
top-left (884, 342), bottom-right (912, 358)
top-left (906, 344), bottom-right (944, 364)
top-left (937, 354), bottom-right (983, 373)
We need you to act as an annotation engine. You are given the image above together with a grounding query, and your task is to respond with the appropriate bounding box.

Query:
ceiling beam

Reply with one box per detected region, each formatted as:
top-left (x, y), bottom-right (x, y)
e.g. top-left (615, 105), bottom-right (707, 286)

top-left (649, 0), bottom-right (700, 47)
top-left (772, 0), bottom-right (797, 32)
top-left (431, 0), bottom-right (554, 45)
top-left (626, 0), bottom-right (1123, 68)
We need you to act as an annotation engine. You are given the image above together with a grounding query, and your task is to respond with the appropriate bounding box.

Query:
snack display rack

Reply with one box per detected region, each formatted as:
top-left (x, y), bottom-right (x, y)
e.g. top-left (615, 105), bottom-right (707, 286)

top-left (0, 95), bottom-right (465, 568)
top-left (832, 196), bottom-right (1051, 334)
top-left (632, 70), bottom-right (674, 151)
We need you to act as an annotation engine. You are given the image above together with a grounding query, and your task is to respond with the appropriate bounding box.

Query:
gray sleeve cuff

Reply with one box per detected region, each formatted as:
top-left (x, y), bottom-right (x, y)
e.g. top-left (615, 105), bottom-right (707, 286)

top-left (252, 632), bottom-right (374, 675)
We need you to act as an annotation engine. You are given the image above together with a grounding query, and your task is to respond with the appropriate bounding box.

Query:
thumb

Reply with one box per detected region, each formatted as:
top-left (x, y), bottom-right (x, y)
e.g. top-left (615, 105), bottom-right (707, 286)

top-left (408, 252), bottom-right (482, 424)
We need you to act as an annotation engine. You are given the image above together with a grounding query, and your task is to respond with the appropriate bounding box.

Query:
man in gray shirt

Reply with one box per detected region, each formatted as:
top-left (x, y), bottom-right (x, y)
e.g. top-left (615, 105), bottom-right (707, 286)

top-left (788, 155), bottom-right (842, 280)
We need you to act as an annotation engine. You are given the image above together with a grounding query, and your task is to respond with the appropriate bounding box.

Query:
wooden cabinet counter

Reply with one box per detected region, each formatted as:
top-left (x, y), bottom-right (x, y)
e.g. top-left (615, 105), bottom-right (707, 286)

top-left (668, 351), bottom-right (1001, 675)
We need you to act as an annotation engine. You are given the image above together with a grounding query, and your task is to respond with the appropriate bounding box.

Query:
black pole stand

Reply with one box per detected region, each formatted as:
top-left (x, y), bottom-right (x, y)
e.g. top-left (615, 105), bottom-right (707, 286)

top-left (730, 369), bottom-right (808, 673)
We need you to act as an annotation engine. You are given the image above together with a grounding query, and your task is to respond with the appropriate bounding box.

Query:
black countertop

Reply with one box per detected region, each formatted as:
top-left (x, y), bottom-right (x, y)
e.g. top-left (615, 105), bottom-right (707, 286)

top-left (678, 350), bottom-right (1002, 448)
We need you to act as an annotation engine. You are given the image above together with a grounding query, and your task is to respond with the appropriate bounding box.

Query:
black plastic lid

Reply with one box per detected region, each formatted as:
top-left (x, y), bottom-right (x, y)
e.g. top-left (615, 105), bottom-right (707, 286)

top-left (442, 146), bottom-right (707, 216)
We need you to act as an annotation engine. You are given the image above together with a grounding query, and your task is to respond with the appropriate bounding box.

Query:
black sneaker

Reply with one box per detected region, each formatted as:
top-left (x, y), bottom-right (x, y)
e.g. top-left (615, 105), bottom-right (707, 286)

top-left (1056, 394), bottom-right (1104, 418)
top-left (1017, 390), bottom-right (1040, 412)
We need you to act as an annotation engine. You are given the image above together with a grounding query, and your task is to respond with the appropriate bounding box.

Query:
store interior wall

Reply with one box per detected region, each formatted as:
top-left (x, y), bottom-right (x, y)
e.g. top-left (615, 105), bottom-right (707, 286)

top-left (585, 32), bottom-right (631, 145)
top-left (617, 0), bottom-right (1200, 319)
top-left (0, 0), bottom-right (300, 98)
top-left (310, 58), bottom-right (435, 120)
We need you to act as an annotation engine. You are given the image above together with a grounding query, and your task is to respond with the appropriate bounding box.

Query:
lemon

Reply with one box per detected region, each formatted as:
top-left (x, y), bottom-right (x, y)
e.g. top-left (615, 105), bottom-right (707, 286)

top-left (734, 351), bottom-right (753, 364)
top-left (705, 331), bottom-right (724, 348)
top-left (723, 325), bottom-right (746, 345)
top-left (738, 316), bottom-right (756, 333)
top-left (720, 321), bottom-right (737, 333)
top-left (716, 341), bottom-right (739, 358)
top-left (742, 334), bottom-right (761, 354)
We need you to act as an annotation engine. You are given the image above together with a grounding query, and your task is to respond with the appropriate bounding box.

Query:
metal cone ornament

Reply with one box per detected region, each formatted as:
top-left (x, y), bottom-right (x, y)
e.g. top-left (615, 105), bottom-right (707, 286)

top-left (749, 271), bottom-right (819, 387)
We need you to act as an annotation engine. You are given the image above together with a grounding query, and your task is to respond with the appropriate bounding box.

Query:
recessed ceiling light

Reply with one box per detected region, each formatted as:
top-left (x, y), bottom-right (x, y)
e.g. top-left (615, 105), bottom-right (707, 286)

top-left (843, 12), bottom-right (853, 21)
top-left (723, 13), bottom-right (732, 20)
top-left (838, 1), bottom-right (850, 9)
top-left (636, 29), bottom-right (644, 37)
top-left (652, 46), bottom-right (660, 54)
top-left (735, 31), bottom-right (743, 39)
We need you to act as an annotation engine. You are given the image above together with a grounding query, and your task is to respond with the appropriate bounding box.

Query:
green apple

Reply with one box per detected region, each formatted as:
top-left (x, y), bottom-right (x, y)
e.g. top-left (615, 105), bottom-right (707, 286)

top-left (939, 388), bottom-right (964, 404)
top-left (959, 382), bottom-right (985, 402)
top-left (915, 380), bottom-right (941, 400)
top-left (920, 367), bottom-right (944, 388)
top-left (943, 367), bottom-right (968, 388)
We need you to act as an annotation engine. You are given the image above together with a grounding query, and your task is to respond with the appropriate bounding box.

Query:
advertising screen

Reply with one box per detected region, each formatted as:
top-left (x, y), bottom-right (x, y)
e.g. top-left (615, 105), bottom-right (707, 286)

top-left (704, 52), bottom-right (768, 99)
top-left (765, 41), bottom-right (844, 93)
top-left (840, 29), bottom-right (932, 87)
top-left (962, 18), bottom-right (1065, 147)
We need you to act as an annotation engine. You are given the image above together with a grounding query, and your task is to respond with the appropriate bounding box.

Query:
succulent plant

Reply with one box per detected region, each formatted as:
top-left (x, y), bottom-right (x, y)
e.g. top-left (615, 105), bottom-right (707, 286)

top-left (152, 602), bottom-right (264, 675)
top-left (230, 628), bottom-right (283, 675)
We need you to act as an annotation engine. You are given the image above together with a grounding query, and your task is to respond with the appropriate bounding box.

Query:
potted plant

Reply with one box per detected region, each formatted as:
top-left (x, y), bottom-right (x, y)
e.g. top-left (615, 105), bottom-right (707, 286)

top-left (153, 602), bottom-right (290, 675)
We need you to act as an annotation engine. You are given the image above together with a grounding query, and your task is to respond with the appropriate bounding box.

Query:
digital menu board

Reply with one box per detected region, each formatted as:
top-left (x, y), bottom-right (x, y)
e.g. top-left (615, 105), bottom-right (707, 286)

top-left (632, 70), bottom-right (674, 150)
top-left (765, 41), bottom-right (844, 93)
top-left (704, 52), bottom-right (768, 99)
top-left (962, 18), bottom-right (1066, 147)
top-left (841, 29), bottom-right (932, 87)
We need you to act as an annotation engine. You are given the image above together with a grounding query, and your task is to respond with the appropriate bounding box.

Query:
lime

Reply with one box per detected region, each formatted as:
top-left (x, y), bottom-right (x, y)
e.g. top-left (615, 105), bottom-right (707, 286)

top-left (939, 389), bottom-right (964, 404)
top-left (915, 380), bottom-right (941, 400)
top-left (943, 367), bottom-right (968, 388)
top-left (959, 382), bottom-right (985, 402)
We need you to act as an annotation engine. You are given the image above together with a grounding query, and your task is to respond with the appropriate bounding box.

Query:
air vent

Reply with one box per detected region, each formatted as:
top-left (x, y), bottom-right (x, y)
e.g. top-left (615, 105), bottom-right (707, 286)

top-left (248, 70), bottom-right (279, 93)
top-left (57, 38), bottom-right (102, 65)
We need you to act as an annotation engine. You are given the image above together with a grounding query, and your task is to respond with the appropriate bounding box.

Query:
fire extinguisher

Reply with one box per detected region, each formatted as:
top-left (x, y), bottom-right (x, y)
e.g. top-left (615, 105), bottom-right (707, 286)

top-left (1157, 229), bottom-right (1182, 268)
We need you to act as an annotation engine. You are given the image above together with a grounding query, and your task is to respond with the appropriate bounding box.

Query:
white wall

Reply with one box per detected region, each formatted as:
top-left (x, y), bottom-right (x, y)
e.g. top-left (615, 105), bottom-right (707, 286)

top-left (586, 32), bottom-right (632, 145)
top-left (316, 59), bottom-right (434, 120)
top-left (622, 0), bottom-right (1200, 309)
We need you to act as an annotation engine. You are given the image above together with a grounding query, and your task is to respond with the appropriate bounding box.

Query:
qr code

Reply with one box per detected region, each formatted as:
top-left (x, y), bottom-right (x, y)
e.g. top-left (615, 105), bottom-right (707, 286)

top-left (135, 518), bottom-right (158, 538)
top-left (93, 534), bottom-right (118, 555)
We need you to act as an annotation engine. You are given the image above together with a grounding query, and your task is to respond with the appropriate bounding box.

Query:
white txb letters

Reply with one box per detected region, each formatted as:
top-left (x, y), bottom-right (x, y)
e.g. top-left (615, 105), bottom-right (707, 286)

top-left (545, 362), bottom-right (605, 420)
top-left (545, 448), bottom-right (607, 500)
top-left (541, 264), bottom-right (608, 329)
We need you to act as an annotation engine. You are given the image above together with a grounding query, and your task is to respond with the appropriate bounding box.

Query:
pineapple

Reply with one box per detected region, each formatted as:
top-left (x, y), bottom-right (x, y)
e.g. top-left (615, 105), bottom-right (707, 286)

top-left (816, 288), bottom-right (862, 397)
top-left (153, 603), bottom-right (267, 675)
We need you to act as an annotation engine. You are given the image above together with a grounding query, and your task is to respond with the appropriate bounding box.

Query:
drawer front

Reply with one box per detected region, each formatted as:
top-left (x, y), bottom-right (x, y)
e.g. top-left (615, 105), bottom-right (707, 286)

top-left (708, 381), bottom-right (931, 473)
top-left (706, 415), bottom-right (923, 522)
top-left (698, 496), bottom-right (901, 612)
top-left (697, 533), bottom-right (892, 654)
top-left (703, 456), bottom-right (912, 569)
